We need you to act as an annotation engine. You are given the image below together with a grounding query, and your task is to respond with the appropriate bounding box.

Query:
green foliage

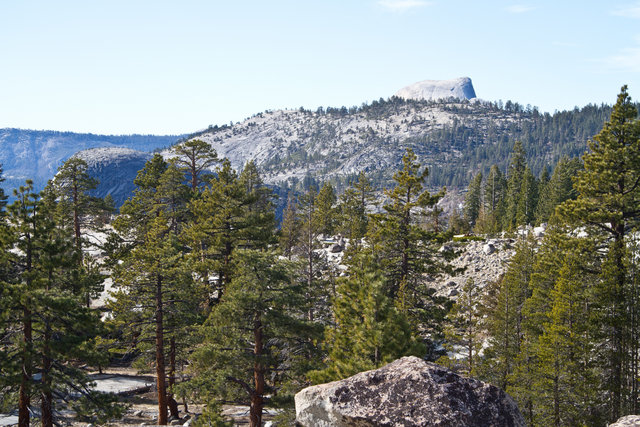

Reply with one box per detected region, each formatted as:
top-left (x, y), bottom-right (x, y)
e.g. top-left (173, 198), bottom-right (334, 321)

top-left (187, 250), bottom-right (316, 425)
top-left (310, 252), bottom-right (425, 383)
top-left (462, 172), bottom-right (482, 231)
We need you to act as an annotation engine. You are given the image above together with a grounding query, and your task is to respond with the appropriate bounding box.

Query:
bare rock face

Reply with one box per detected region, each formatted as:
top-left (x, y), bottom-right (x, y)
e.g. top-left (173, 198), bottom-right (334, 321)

top-left (295, 356), bottom-right (525, 427)
top-left (610, 415), bottom-right (640, 426)
top-left (394, 77), bottom-right (476, 102)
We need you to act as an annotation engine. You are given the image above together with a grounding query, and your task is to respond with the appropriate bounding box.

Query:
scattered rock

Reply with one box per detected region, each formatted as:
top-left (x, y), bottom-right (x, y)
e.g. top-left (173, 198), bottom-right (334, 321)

top-left (330, 243), bottom-right (344, 253)
top-left (295, 356), bottom-right (525, 427)
top-left (609, 415), bottom-right (640, 426)
top-left (483, 243), bottom-right (495, 255)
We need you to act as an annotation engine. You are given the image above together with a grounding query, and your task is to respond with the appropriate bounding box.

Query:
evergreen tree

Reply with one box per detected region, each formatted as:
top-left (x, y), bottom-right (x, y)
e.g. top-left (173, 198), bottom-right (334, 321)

top-left (463, 172), bottom-right (483, 231)
top-left (187, 250), bottom-right (314, 427)
top-left (171, 139), bottom-right (218, 191)
top-left (503, 141), bottom-right (527, 230)
top-left (367, 148), bottom-right (444, 314)
top-left (279, 193), bottom-right (300, 260)
top-left (515, 166), bottom-right (538, 226)
top-left (439, 279), bottom-right (482, 376)
top-left (533, 239), bottom-right (600, 426)
top-left (310, 252), bottom-right (425, 383)
top-left (337, 171), bottom-right (375, 249)
top-left (315, 182), bottom-right (337, 237)
top-left (558, 86), bottom-right (640, 420)
top-left (475, 165), bottom-right (505, 234)
top-left (3, 182), bottom-right (119, 426)
top-left (482, 233), bottom-right (536, 391)
top-left (535, 157), bottom-right (582, 224)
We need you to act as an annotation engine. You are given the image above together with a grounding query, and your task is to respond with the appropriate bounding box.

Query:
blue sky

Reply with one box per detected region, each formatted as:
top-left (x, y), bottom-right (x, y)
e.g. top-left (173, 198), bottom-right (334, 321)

top-left (0, 0), bottom-right (638, 134)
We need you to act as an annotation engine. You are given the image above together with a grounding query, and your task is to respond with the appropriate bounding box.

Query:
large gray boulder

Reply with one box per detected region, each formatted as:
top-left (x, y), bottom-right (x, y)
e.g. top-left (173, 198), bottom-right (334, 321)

top-left (295, 356), bottom-right (525, 427)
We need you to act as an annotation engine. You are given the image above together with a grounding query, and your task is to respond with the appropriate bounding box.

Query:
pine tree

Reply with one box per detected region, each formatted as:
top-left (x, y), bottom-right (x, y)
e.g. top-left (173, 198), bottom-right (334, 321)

top-left (503, 141), bottom-right (527, 230)
top-left (440, 278), bottom-right (482, 376)
top-left (463, 172), bottom-right (483, 231)
top-left (515, 166), bottom-right (538, 226)
top-left (482, 233), bottom-right (536, 391)
top-left (187, 250), bottom-right (314, 427)
top-left (533, 239), bottom-right (600, 426)
top-left (337, 171), bottom-right (375, 249)
top-left (50, 157), bottom-right (107, 307)
top-left (279, 193), bottom-right (300, 260)
top-left (558, 86), bottom-right (640, 420)
top-left (475, 165), bottom-right (505, 234)
top-left (3, 182), bottom-right (120, 426)
top-left (535, 157), bottom-right (582, 224)
top-left (315, 182), bottom-right (337, 237)
top-left (309, 252), bottom-right (425, 383)
top-left (367, 148), bottom-right (444, 314)
top-left (171, 139), bottom-right (218, 191)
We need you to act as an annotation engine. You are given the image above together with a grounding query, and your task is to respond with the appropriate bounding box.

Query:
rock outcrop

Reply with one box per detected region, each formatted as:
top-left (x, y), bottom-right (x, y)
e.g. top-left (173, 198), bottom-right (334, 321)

top-left (394, 77), bottom-right (476, 102)
top-left (295, 356), bottom-right (525, 427)
top-left (609, 415), bottom-right (640, 426)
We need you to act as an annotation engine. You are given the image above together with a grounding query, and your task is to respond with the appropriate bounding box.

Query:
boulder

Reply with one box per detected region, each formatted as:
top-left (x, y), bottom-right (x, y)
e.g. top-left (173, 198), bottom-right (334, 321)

top-left (295, 356), bottom-right (525, 427)
top-left (610, 415), bottom-right (640, 426)
top-left (483, 243), bottom-right (495, 255)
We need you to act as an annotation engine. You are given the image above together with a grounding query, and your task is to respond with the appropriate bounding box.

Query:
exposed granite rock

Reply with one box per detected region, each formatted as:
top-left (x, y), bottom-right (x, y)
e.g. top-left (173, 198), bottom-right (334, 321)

top-left (394, 77), bottom-right (476, 102)
top-left (295, 356), bottom-right (525, 427)
top-left (610, 415), bottom-right (640, 426)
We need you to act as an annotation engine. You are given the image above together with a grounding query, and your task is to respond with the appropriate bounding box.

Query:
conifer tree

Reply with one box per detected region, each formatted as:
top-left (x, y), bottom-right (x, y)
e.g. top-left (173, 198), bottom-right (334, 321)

top-left (187, 250), bottom-right (314, 427)
top-left (503, 141), bottom-right (527, 230)
top-left (515, 166), bottom-right (538, 226)
top-left (463, 172), bottom-right (483, 231)
top-left (315, 182), bottom-right (337, 237)
top-left (337, 171), bottom-right (375, 248)
top-left (483, 233), bottom-right (536, 391)
top-left (3, 182), bottom-right (119, 426)
top-left (535, 157), bottom-right (582, 224)
top-left (309, 251), bottom-right (425, 383)
top-left (279, 193), bottom-right (300, 260)
top-left (171, 139), bottom-right (218, 191)
top-left (558, 86), bottom-right (640, 420)
top-left (440, 278), bottom-right (482, 376)
top-left (367, 148), bottom-right (444, 314)
top-left (475, 165), bottom-right (505, 233)
top-left (533, 239), bottom-right (600, 426)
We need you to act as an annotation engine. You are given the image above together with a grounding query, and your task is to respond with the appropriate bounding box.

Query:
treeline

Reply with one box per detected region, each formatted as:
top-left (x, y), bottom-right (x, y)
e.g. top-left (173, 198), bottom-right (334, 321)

top-left (444, 86), bottom-right (640, 426)
top-left (458, 140), bottom-right (582, 234)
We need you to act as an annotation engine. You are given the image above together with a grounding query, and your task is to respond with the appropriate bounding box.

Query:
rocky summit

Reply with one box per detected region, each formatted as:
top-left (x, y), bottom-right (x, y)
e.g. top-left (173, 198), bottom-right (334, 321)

top-left (394, 77), bottom-right (477, 102)
top-left (295, 356), bottom-right (525, 427)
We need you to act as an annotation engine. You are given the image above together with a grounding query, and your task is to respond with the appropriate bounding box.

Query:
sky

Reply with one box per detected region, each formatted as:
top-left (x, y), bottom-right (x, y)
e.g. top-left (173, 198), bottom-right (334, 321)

top-left (0, 0), bottom-right (639, 135)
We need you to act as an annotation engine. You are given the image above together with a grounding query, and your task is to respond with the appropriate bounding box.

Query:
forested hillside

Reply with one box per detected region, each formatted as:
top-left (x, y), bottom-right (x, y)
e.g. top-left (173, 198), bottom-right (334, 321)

top-left (186, 98), bottom-right (615, 192)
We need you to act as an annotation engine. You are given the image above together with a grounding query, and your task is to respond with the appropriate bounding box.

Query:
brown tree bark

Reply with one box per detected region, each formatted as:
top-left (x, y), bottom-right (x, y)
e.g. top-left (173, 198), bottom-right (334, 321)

top-left (250, 315), bottom-right (264, 427)
top-left (155, 273), bottom-right (168, 425)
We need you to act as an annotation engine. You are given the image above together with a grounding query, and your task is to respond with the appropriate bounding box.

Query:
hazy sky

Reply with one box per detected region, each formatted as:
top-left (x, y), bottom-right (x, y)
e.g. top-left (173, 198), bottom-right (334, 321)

top-left (1, 0), bottom-right (639, 134)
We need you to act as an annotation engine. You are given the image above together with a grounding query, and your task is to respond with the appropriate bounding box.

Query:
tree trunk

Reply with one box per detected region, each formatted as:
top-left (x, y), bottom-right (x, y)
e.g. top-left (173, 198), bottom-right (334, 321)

top-left (41, 320), bottom-right (53, 427)
top-left (156, 273), bottom-right (168, 425)
top-left (250, 315), bottom-right (264, 427)
top-left (18, 306), bottom-right (32, 427)
top-left (168, 337), bottom-right (179, 419)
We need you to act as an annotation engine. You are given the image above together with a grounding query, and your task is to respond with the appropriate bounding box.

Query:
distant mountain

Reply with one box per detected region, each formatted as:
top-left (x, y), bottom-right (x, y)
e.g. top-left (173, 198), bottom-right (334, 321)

top-left (74, 147), bottom-right (153, 206)
top-left (0, 129), bottom-right (179, 195)
top-left (182, 98), bottom-right (610, 191)
top-left (0, 79), bottom-right (618, 208)
top-left (394, 77), bottom-right (477, 102)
